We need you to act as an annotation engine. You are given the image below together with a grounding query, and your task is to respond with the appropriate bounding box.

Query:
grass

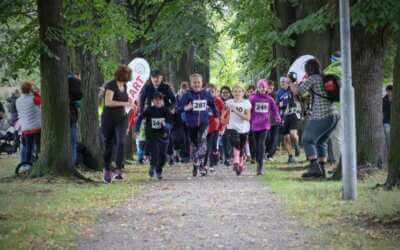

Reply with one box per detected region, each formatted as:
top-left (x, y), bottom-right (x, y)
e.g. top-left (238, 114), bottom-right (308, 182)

top-left (0, 155), bottom-right (147, 250)
top-left (261, 153), bottom-right (400, 250)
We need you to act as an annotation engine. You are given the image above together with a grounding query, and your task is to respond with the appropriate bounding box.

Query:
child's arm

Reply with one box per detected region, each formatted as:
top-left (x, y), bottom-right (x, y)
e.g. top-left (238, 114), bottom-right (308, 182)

top-left (269, 98), bottom-right (281, 124)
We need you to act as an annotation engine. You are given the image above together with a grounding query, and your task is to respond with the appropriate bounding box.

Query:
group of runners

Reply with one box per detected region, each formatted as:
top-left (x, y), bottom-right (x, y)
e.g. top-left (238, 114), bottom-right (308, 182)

top-left (101, 57), bottom-right (339, 183)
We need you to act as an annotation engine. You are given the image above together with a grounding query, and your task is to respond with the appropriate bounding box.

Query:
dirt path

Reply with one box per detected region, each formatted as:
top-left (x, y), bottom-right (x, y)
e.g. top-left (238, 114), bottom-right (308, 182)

top-left (78, 164), bottom-right (312, 250)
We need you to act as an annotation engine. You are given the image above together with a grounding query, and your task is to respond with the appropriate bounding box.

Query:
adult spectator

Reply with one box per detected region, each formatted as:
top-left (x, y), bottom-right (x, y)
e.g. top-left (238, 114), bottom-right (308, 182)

top-left (383, 85), bottom-right (393, 147)
top-left (290, 59), bottom-right (339, 179)
top-left (102, 65), bottom-right (135, 183)
top-left (68, 73), bottom-right (83, 166)
top-left (15, 81), bottom-right (41, 164)
top-left (139, 70), bottom-right (176, 113)
top-left (6, 89), bottom-right (20, 126)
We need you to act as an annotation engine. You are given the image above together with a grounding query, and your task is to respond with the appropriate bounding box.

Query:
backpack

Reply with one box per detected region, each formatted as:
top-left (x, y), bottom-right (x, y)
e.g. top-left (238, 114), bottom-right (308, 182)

top-left (310, 74), bottom-right (340, 103)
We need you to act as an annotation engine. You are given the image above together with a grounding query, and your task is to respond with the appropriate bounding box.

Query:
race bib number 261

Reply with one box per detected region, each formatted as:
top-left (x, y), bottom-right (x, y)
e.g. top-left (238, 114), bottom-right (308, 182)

top-left (151, 118), bottom-right (165, 129)
top-left (255, 102), bottom-right (269, 113)
top-left (193, 100), bottom-right (207, 111)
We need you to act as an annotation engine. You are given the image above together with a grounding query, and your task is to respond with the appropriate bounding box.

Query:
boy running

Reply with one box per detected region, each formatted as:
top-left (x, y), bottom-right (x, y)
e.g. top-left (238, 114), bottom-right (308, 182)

top-left (137, 92), bottom-right (172, 180)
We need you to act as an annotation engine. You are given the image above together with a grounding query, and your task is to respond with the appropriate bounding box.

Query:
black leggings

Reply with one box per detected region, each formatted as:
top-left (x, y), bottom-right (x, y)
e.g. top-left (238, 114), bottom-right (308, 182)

top-left (226, 129), bottom-right (247, 157)
top-left (148, 139), bottom-right (168, 174)
top-left (204, 131), bottom-right (219, 167)
top-left (265, 125), bottom-right (279, 157)
top-left (251, 130), bottom-right (268, 168)
top-left (102, 118), bottom-right (128, 171)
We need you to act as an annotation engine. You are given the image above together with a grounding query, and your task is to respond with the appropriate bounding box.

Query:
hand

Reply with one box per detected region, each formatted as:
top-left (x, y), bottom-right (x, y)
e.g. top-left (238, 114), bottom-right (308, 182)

top-left (170, 108), bottom-right (176, 114)
top-left (214, 118), bottom-right (219, 128)
top-left (184, 102), bottom-right (193, 111)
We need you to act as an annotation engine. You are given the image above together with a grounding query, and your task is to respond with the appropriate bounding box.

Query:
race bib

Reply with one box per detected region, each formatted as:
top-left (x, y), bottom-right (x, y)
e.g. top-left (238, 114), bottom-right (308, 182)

top-left (151, 118), bottom-right (165, 129)
top-left (255, 102), bottom-right (268, 113)
top-left (193, 100), bottom-right (207, 111)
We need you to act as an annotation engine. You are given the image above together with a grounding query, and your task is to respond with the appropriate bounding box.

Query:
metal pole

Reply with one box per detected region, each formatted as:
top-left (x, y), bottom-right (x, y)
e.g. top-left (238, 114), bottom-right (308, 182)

top-left (339, 0), bottom-right (357, 200)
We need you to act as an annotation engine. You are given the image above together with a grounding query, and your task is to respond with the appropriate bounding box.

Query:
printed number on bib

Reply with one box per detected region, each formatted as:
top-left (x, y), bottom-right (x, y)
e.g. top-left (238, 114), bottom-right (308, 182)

top-left (151, 118), bottom-right (165, 129)
top-left (193, 100), bottom-right (207, 111)
top-left (255, 102), bottom-right (268, 113)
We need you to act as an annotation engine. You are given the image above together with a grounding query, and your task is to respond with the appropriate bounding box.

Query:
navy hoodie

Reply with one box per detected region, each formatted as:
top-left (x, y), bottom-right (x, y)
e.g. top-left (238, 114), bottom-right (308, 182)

top-left (177, 89), bottom-right (218, 127)
top-left (139, 82), bottom-right (176, 112)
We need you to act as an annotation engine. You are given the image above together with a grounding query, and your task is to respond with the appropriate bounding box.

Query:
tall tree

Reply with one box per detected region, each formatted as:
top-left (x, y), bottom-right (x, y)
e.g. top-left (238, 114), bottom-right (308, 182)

top-left (32, 0), bottom-right (72, 176)
top-left (385, 31), bottom-right (400, 189)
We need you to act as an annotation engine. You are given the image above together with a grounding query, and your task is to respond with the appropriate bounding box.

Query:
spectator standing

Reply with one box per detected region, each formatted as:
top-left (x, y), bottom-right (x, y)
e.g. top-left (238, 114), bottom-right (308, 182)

top-left (383, 85), bottom-right (393, 147)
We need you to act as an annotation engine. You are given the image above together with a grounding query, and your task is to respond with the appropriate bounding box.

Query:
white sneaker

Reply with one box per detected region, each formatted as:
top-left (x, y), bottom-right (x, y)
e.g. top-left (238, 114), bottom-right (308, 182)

top-left (268, 157), bottom-right (274, 161)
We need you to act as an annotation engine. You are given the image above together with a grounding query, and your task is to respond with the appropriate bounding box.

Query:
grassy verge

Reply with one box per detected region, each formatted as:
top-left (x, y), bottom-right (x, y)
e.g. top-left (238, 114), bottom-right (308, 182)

top-left (261, 153), bottom-right (400, 249)
top-left (0, 155), bottom-right (147, 249)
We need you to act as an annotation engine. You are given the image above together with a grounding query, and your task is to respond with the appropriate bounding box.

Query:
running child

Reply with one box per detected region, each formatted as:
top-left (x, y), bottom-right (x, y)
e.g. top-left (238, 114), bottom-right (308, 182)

top-left (224, 84), bottom-right (252, 175)
top-left (249, 79), bottom-right (281, 175)
top-left (177, 73), bottom-right (219, 177)
top-left (137, 92), bottom-right (172, 180)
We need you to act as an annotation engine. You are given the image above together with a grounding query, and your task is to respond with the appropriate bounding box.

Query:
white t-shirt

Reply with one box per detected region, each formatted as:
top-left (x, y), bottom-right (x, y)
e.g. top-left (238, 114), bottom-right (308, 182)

top-left (226, 99), bottom-right (252, 133)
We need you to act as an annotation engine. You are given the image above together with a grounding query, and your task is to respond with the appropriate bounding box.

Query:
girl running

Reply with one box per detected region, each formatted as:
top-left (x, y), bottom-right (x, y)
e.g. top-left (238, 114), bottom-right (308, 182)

top-left (177, 74), bottom-right (219, 177)
top-left (224, 85), bottom-right (252, 175)
top-left (249, 79), bottom-right (281, 175)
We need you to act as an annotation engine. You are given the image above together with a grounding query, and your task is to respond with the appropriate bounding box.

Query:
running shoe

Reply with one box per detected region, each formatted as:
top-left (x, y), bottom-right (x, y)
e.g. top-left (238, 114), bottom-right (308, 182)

top-left (114, 169), bottom-right (123, 180)
top-left (288, 155), bottom-right (296, 164)
top-left (199, 165), bottom-right (208, 176)
top-left (192, 165), bottom-right (198, 177)
top-left (156, 172), bottom-right (163, 180)
top-left (256, 166), bottom-right (263, 176)
top-left (148, 166), bottom-right (155, 178)
top-left (103, 169), bottom-right (112, 184)
top-left (294, 145), bottom-right (301, 157)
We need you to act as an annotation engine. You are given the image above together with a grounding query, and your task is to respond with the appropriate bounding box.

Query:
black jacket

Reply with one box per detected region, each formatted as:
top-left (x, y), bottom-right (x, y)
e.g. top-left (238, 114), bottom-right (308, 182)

top-left (69, 77), bottom-right (83, 123)
top-left (139, 82), bottom-right (176, 112)
top-left (383, 95), bottom-right (391, 124)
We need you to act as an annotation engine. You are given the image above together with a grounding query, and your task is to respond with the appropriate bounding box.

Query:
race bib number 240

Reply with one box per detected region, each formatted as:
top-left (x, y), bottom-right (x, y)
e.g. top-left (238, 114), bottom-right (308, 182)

top-left (255, 102), bottom-right (268, 113)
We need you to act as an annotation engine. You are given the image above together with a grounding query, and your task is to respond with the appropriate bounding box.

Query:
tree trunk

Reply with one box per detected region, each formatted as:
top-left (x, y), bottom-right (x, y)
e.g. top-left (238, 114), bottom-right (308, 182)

top-left (78, 51), bottom-right (103, 170)
top-left (33, 0), bottom-right (72, 176)
top-left (385, 33), bottom-right (400, 189)
top-left (352, 26), bottom-right (386, 167)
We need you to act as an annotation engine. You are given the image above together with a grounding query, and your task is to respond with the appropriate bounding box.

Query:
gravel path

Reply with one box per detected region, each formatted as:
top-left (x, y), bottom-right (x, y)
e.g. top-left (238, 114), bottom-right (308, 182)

top-left (78, 164), bottom-right (312, 250)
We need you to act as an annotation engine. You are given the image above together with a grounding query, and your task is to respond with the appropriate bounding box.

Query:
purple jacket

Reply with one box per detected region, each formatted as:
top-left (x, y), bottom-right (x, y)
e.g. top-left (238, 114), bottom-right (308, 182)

top-left (249, 93), bottom-right (281, 131)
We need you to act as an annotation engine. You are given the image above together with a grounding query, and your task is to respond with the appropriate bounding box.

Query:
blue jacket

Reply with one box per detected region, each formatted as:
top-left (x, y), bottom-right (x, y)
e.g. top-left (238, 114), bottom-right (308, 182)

top-left (177, 89), bottom-right (218, 127)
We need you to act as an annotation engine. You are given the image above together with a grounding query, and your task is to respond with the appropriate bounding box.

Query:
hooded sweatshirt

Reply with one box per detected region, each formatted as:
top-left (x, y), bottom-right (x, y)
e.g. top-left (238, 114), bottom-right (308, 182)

top-left (249, 93), bottom-right (281, 132)
top-left (177, 89), bottom-right (218, 127)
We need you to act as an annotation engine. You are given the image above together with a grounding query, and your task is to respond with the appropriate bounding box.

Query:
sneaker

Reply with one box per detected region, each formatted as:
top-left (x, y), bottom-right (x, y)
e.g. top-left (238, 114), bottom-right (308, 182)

top-left (148, 166), bottom-right (155, 178)
top-left (250, 158), bottom-right (256, 164)
top-left (103, 169), bottom-right (112, 184)
top-left (224, 160), bottom-right (231, 167)
top-left (199, 165), bottom-right (208, 176)
top-left (288, 155), bottom-right (296, 164)
top-left (267, 157), bottom-right (274, 162)
top-left (192, 165), bottom-right (198, 177)
top-left (294, 145), bottom-right (301, 157)
top-left (209, 166), bottom-right (216, 172)
top-left (302, 161), bottom-right (324, 179)
top-left (168, 158), bottom-right (175, 166)
top-left (114, 169), bottom-right (123, 180)
top-left (156, 172), bottom-right (163, 180)
top-left (256, 166), bottom-right (263, 176)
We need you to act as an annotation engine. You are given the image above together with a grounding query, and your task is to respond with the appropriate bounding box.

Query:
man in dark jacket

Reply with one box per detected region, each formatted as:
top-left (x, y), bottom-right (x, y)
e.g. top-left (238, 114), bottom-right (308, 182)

top-left (6, 89), bottom-right (20, 126)
top-left (383, 85), bottom-right (392, 147)
top-left (68, 73), bottom-right (83, 165)
top-left (139, 70), bottom-right (176, 113)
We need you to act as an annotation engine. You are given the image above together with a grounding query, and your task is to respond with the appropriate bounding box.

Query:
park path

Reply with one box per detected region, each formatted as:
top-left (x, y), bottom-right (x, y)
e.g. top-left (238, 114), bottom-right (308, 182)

top-left (78, 164), bottom-right (312, 250)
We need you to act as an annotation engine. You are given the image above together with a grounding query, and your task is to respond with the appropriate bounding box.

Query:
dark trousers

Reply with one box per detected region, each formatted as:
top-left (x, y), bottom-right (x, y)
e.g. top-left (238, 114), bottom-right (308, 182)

top-left (186, 124), bottom-right (208, 165)
top-left (148, 139), bottom-right (168, 174)
top-left (23, 133), bottom-right (41, 164)
top-left (204, 131), bottom-right (219, 167)
top-left (265, 125), bottom-right (279, 158)
top-left (248, 131), bottom-right (257, 160)
top-left (181, 124), bottom-right (191, 159)
top-left (251, 130), bottom-right (268, 168)
top-left (222, 131), bottom-right (232, 161)
top-left (226, 129), bottom-right (247, 156)
top-left (102, 119), bottom-right (128, 171)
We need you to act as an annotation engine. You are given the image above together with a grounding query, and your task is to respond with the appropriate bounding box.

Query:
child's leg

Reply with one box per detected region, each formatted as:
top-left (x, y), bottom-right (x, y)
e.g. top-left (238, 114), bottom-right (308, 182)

top-left (239, 133), bottom-right (248, 168)
top-left (148, 139), bottom-right (160, 176)
top-left (157, 141), bottom-right (168, 175)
